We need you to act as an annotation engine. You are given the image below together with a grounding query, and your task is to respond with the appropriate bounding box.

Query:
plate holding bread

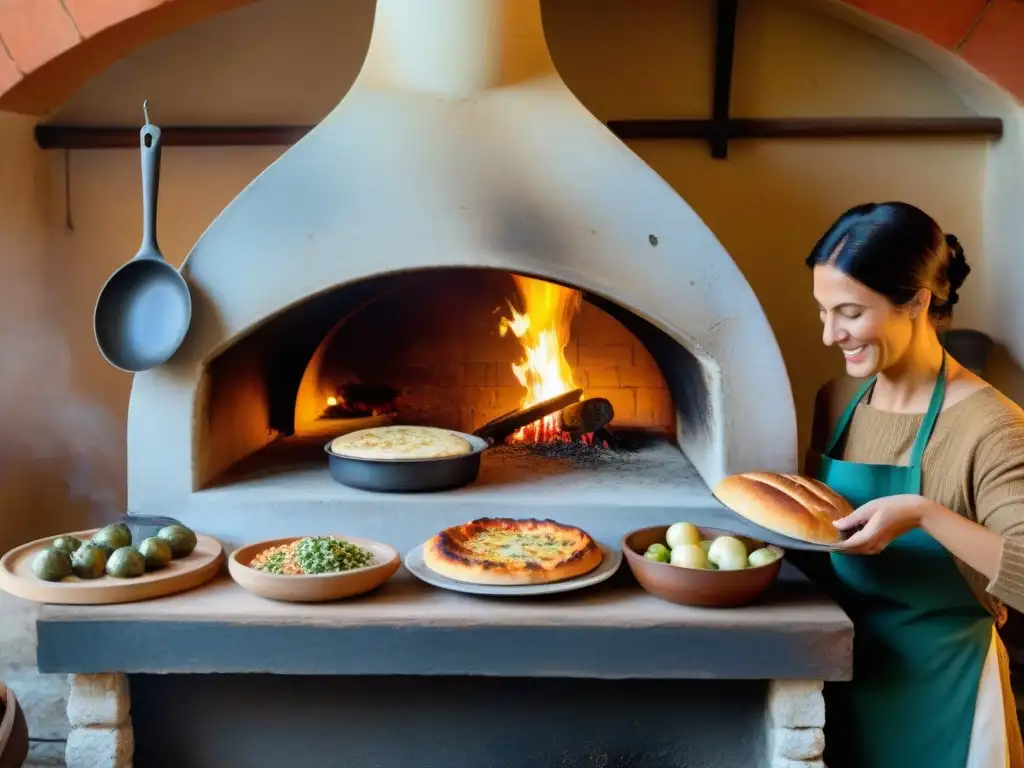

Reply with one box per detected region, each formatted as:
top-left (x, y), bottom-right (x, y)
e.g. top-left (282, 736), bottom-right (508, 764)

top-left (713, 471), bottom-right (853, 548)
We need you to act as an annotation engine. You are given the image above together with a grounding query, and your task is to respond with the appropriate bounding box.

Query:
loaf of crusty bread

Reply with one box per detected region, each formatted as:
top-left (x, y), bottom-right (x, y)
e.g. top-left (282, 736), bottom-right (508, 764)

top-left (712, 472), bottom-right (852, 545)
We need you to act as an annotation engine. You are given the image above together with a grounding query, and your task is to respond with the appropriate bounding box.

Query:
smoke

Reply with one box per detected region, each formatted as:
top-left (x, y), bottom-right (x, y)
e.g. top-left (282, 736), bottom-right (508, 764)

top-left (0, 113), bottom-right (123, 537)
top-left (0, 323), bottom-right (122, 526)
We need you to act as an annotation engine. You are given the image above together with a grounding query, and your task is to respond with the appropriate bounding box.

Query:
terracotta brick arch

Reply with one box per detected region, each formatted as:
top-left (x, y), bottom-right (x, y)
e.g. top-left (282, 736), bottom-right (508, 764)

top-left (0, 0), bottom-right (255, 115)
top-left (0, 0), bottom-right (1021, 115)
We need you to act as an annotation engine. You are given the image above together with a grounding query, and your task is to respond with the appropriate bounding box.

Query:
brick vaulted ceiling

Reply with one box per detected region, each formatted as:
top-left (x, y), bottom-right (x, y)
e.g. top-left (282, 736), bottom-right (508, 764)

top-left (0, 0), bottom-right (1021, 115)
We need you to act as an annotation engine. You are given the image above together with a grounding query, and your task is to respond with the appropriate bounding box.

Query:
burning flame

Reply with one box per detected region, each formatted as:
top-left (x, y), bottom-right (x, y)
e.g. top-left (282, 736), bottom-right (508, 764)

top-left (499, 275), bottom-right (582, 442)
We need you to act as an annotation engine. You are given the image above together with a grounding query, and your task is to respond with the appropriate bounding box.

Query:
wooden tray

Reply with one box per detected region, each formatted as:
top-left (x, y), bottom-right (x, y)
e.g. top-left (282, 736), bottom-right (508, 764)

top-left (0, 529), bottom-right (224, 605)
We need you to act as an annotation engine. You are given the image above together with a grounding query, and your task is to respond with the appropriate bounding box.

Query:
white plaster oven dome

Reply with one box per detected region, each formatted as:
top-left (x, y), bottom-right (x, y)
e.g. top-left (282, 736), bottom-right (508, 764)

top-left (126, 0), bottom-right (796, 512)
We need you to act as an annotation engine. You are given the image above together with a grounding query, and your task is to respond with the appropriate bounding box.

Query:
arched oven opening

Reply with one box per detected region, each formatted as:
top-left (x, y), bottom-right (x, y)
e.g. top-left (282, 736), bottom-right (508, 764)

top-left (199, 268), bottom-right (711, 498)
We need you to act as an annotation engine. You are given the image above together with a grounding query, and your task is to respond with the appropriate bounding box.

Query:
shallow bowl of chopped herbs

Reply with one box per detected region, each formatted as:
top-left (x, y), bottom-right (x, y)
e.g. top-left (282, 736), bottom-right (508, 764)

top-left (227, 535), bottom-right (400, 602)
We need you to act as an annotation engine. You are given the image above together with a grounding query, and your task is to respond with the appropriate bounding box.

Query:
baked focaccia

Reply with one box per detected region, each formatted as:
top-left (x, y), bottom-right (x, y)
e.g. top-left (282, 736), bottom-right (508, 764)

top-left (329, 426), bottom-right (473, 460)
top-left (424, 518), bottom-right (603, 585)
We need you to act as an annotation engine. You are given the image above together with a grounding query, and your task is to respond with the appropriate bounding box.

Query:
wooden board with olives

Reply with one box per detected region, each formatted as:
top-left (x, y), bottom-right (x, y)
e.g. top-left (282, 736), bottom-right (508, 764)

top-left (30, 524), bottom-right (198, 583)
top-left (0, 524), bottom-right (222, 605)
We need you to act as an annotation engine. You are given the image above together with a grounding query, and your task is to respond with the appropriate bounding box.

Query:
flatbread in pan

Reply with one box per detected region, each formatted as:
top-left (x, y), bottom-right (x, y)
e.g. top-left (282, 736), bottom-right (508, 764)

top-left (329, 426), bottom-right (474, 461)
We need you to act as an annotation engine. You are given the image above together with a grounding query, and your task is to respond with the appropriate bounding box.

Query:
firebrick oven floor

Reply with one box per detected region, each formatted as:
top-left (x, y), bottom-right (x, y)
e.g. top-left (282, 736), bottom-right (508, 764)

top-left (204, 434), bottom-right (710, 505)
top-left (173, 434), bottom-right (826, 558)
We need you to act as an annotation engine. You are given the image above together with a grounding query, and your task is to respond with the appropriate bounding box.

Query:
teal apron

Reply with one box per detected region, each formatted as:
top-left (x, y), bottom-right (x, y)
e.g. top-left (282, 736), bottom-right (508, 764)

top-left (814, 355), bottom-right (994, 768)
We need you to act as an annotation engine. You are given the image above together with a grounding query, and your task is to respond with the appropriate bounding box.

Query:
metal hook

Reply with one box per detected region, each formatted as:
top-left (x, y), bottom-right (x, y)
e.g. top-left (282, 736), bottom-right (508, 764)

top-left (142, 99), bottom-right (150, 126)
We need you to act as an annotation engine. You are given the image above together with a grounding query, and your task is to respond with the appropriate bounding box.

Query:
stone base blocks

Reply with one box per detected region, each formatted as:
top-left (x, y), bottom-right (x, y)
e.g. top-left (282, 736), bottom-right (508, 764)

top-left (766, 679), bottom-right (826, 768)
top-left (65, 674), bottom-right (133, 768)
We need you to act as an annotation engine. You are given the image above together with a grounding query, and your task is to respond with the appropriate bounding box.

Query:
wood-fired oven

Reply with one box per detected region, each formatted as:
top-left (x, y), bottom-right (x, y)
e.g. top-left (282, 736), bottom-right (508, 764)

top-left (125, 0), bottom-right (796, 554)
top-left (29, 4), bottom-right (864, 767)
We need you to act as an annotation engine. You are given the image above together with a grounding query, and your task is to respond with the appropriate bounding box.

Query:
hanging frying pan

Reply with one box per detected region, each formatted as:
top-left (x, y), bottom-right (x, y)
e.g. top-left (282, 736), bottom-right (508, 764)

top-left (94, 102), bottom-right (192, 372)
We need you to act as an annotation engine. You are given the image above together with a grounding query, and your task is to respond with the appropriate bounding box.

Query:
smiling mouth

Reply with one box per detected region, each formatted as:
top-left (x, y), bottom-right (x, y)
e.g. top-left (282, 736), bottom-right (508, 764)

top-left (842, 346), bottom-right (866, 359)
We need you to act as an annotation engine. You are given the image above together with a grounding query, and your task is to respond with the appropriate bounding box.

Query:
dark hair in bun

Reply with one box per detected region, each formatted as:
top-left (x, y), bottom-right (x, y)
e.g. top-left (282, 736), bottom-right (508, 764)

top-left (939, 233), bottom-right (970, 314)
top-left (805, 202), bottom-right (970, 324)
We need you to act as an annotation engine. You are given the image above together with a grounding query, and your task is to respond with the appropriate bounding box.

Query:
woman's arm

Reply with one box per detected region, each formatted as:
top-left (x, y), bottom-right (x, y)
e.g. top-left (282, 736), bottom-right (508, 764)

top-left (969, 416), bottom-right (1024, 612)
top-left (918, 501), bottom-right (1004, 581)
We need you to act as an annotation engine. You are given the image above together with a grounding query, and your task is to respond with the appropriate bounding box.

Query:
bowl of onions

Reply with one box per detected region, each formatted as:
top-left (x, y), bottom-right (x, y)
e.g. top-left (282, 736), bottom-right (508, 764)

top-left (622, 522), bottom-right (784, 607)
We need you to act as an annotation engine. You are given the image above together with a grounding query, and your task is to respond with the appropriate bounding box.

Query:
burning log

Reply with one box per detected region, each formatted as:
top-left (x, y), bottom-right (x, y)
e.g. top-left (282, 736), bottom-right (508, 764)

top-left (476, 389), bottom-right (584, 443)
top-left (557, 398), bottom-right (614, 437)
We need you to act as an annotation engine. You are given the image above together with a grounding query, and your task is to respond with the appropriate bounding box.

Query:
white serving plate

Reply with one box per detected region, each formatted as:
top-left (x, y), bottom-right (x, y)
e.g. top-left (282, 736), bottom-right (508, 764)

top-left (404, 542), bottom-right (622, 597)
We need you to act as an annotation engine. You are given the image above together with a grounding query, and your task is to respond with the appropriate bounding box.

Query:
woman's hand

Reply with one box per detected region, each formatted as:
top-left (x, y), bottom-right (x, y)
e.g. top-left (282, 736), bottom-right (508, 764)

top-left (833, 495), bottom-right (1007, 587)
top-left (833, 494), bottom-right (930, 554)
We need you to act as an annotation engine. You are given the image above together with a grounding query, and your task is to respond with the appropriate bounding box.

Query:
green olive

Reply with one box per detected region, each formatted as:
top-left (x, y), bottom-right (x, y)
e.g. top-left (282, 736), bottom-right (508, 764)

top-left (71, 545), bottom-right (108, 580)
top-left (138, 538), bottom-right (173, 571)
top-left (643, 543), bottom-right (671, 563)
top-left (32, 548), bottom-right (72, 582)
top-left (91, 524), bottom-right (132, 554)
top-left (105, 547), bottom-right (145, 578)
top-left (51, 536), bottom-right (83, 557)
top-left (157, 525), bottom-right (197, 558)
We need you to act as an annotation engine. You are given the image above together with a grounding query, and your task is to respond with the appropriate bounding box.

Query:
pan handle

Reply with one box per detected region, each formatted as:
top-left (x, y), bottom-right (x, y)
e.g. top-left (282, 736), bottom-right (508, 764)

top-left (136, 100), bottom-right (163, 260)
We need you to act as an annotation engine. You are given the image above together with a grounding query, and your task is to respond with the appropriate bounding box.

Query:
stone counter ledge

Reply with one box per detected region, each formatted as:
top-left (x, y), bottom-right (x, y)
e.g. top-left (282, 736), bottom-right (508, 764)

top-left (37, 565), bottom-right (852, 681)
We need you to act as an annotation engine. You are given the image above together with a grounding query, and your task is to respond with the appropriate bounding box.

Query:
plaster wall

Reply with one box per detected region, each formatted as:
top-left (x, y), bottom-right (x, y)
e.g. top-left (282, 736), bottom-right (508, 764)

top-left (48, 0), bottom-right (1011, 474)
top-left (0, 113), bottom-right (106, 766)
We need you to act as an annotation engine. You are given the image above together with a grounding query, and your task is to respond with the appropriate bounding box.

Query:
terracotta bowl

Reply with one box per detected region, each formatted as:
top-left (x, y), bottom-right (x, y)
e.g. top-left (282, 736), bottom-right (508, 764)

top-left (228, 536), bottom-right (400, 603)
top-left (622, 526), bottom-right (784, 608)
top-left (0, 682), bottom-right (29, 768)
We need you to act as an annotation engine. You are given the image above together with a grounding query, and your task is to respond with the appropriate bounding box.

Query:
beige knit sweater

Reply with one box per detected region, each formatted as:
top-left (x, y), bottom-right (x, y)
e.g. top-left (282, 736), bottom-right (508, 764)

top-left (811, 377), bottom-right (1024, 619)
top-left (810, 377), bottom-right (1024, 765)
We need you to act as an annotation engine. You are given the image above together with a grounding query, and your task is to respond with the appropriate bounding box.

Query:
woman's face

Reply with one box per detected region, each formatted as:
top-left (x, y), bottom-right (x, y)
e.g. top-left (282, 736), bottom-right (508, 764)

top-left (813, 264), bottom-right (914, 377)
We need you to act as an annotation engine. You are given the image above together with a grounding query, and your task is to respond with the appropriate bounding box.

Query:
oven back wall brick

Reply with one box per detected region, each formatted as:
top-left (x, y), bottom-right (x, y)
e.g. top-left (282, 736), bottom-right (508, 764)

top-left (312, 273), bottom-right (672, 434)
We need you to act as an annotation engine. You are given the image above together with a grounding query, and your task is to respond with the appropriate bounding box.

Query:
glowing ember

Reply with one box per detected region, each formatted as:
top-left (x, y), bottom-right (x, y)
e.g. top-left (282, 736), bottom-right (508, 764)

top-left (499, 275), bottom-right (582, 442)
top-left (320, 387), bottom-right (398, 420)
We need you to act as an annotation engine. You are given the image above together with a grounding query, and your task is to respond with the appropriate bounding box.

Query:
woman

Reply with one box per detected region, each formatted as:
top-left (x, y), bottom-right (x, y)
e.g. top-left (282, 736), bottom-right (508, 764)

top-left (802, 201), bottom-right (1024, 768)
